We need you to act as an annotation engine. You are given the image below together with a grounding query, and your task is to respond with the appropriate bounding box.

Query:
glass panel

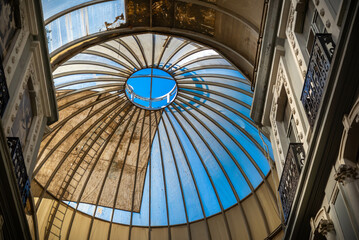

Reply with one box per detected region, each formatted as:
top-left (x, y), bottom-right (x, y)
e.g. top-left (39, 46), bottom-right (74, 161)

top-left (176, 103), bottom-right (251, 199)
top-left (150, 132), bottom-right (168, 226)
top-left (159, 117), bottom-right (203, 222)
top-left (137, 34), bottom-right (153, 66)
top-left (178, 84), bottom-right (253, 106)
top-left (113, 209), bottom-right (131, 225)
top-left (165, 110), bottom-right (222, 216)
top-left (95, 206), bottom-right (113, 221)
top-left (46, 0), bottom-right (125, 53)
top-left (159, 119), bottom-right (187, 225)
top-left (42, 0), bottom-right (92, 20)
top-left (170, 108), bottom-right (236, 209)
top-left (176, 50), bottom-right (217, 67)
top-left (77, 202), bottom-right (96, 215)
top-left (132, 164), bottom-right (150, 226)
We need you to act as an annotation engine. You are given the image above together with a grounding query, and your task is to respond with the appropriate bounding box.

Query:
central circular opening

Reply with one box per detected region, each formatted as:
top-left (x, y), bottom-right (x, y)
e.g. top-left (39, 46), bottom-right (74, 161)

top-left (125, 68), bottom-right (177, 110)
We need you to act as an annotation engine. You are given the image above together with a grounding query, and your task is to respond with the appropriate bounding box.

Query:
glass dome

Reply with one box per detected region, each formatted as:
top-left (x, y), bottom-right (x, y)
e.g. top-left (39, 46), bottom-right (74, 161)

top-left (34, 33), bottom-right (276, 238)
top-left (125, 68), bottom-right (177, 110)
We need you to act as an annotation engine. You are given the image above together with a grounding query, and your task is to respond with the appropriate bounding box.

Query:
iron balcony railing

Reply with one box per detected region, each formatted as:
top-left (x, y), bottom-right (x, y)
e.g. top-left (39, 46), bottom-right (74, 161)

top-left (278, 143), bottom-right (305, 223)
top-left (7, 137), bottom-right (30, 206)
top-left (0, 60), bottom-right (10, 117)
top-left (301, 34), bottom-right (335, 127)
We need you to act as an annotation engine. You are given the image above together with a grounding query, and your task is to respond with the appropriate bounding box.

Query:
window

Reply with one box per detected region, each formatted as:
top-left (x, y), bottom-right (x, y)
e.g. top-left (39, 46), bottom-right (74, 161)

top-left (306, 10), bottom-right (326, 54)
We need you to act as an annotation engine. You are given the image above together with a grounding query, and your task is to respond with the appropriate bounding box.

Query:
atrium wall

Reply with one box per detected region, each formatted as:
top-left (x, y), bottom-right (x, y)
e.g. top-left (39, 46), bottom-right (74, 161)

top-left (0, 0), bottom-right (58, 239)
top-left (251, 0), bottom-right (359, 239)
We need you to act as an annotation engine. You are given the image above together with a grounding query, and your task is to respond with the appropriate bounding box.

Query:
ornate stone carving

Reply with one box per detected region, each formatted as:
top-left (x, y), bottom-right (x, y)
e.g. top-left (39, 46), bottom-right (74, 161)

top-left (335, 164), bottom-right (359, 183)
top-left (286, 3), bottom-right (307, 79)
top-left (311, 207), bottom-right (336, 237)
top-left (317, 219), bottom-right (335, 236)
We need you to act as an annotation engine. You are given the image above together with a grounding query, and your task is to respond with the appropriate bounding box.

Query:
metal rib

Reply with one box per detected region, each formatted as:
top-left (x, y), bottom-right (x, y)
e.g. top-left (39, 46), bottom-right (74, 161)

top-left (116, 38), bottom-right (145, 69)
top-left (156, 36), bottom-right (172, 67)
top-left (178, 86), bottom-right (251, 109)
top-left (86, 108), bottom-right (143, 239)
top-left (107, 108), bottom-right (143, 238)
top-left (173, 65), bottom-right (236, 76)
top-left (175, 99), bottom-right (270, 235)
top-left (82, 49), bottom-right (135, 72)
top-left (56, 83), bottom-right (124, 100)
top-left (167, 47), bottom-right (209, 72)
top-left (148, 111), bottom-right (152, 240)
top-left (55, 77), bottom-right (126, 90)
top-left (34, 101), bottom-right (125, 209)
top-left (165, 108), bottom-right (232, 239)
top-left (44, 0), bottom-right (113, 25)
top-left (64, 104), bottom-right (135, 239)
top-left (34, 96), bottom-right (126, 177)
top-left (170, 55), bottom-right (224, 74)
top-left (169, 102), bottom-right (252, 240)
top-left (60, 60), bottom-right (132, 75)
top-left (133, 35), bottom-right (149, 68)
top-left (175, 73), bottom-right (249, 85)
top-left (154, 112), bottom-right (172, 239)
top-left (128, 109), bottom-right (146, 240)
top-left (100, 43), bottom-right (139, 70)
top-left (161, 41), bottom-right (190, 70)
top-left (53, 70), bottom-right (128, 80)
top-left (162, 110), bottom-right (213, 240)
top-left (177, 81), bottom-right (253, 97)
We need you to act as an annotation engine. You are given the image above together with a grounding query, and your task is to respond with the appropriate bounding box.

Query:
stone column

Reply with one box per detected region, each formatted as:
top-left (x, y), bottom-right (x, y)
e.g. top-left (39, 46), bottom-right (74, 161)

top-left (334, 164), bottom-right (359, 226)
top-left (311, 207), bottom-right (336, 240)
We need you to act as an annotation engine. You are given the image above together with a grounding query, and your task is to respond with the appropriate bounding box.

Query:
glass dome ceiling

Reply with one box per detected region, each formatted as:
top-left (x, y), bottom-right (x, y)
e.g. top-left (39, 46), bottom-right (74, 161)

top-left (34, 33), bottom-right (274, 236)
top-left (125, 68), bottom-right (177, 110)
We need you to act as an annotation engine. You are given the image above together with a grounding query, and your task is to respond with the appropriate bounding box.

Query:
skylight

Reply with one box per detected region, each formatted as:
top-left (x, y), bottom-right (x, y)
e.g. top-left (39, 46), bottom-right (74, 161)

top-left (125, 68), bottom-right (177, 110)
top-left (35, 34), bottom-right (274, 233)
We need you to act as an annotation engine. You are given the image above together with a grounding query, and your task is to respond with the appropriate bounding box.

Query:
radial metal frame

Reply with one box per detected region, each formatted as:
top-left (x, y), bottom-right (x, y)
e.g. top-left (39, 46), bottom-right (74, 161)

top-left (34, 32), bottom-right (278, 239)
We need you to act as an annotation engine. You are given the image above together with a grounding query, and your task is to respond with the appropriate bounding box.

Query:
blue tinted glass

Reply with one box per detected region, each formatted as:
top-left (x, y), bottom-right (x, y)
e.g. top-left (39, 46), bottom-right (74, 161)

top-left (165, 110), bottom-right (221, 216)
top-left (42, 0), bottom-right (91, 19)
top-left (159, 119), bottom-right (203, 222)
top-left (132, 165), bottom-right (150, 226)
top-left (95, 206), bottom-right (113, 221)
top-left (113, 209), bottom-right (131, 225)
top-left (150, 132), bottom-right (168, 226)
top-left (126, 68), bottom-right (177, 109)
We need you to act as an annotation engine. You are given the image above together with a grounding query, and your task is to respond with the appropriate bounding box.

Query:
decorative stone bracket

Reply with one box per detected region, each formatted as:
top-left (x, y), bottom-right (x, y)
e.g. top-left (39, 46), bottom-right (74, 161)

top-left (334, 164), bottom-right (359, 184)
top-left (311, 207), bottom-right (336, 238)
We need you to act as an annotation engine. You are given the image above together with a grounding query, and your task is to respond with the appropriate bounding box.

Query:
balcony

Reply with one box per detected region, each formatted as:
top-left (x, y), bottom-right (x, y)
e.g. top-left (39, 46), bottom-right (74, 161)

top-left (7, 137), bottom-right (30, 206)
top-left (301, 34), bottom-right (335, 127)
top-left (278, 143), bottom-right (305, 223)
top-left (0, 61), bottom-right (10, 117)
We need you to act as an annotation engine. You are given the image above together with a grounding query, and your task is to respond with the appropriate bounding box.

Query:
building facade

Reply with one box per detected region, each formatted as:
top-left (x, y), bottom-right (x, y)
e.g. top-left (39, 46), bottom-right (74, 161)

top-left (252, 0), bottom-right (359, 239)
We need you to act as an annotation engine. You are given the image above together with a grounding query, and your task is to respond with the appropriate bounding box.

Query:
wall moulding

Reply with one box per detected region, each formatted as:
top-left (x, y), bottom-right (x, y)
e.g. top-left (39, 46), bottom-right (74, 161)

top-left (286, 3), bottom-right (308, 81)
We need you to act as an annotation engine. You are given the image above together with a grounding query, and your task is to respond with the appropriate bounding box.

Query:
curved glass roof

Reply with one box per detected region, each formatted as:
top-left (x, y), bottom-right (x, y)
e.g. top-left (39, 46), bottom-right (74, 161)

top-left (42, 0), bottom-right (126, 53)
top-left (34, 33), bottom-right (274, 228)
